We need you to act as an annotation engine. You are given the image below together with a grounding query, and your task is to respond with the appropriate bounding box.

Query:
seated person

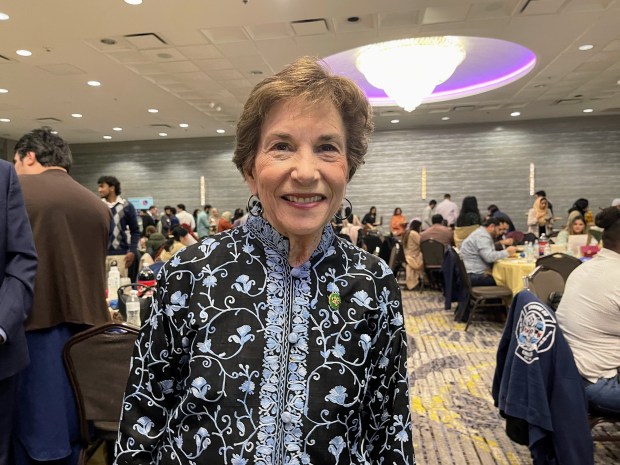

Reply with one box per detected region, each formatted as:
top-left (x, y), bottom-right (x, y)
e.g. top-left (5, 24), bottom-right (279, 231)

top-left (555, 214), bottom-right (597, 254)
top-left (390, 207), bottom-right (407, 238)
top-left (217, 211), bottom-right (234, 232)
top-left (158, 226), bottom-right (191, 262)
top-left (456, 196), bottom-right (481, 227)
top-left (340, 207), bottom-right (363, 246)
top-left (556, 207), bottom-right (620, 414)
top-left (361, 206), bottom-right (381, 229)
top-left (487, 204), bottom-right (515, 232)
top-left (402, 220), bottom-right (424, 291)
top-left (460, 218), bottom-right (516, 286)
top-left (420, 214), bottom-right (454, 246)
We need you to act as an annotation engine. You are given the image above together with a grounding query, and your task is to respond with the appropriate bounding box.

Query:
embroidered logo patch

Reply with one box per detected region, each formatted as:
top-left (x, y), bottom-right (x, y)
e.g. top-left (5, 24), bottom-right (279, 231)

top-left (515, 301), bottom-right (556, 364)
top-left (328, 292), bottom-right (341, 311)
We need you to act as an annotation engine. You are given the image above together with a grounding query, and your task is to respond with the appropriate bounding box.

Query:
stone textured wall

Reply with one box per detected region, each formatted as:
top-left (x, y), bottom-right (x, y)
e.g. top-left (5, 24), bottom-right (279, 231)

top-left (21, 114), bottom-right (620, 231)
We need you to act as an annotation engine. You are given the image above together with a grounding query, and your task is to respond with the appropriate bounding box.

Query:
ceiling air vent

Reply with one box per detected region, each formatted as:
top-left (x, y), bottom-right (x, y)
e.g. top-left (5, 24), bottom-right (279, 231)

top-left (553, 98), bottom-right (583, 105)
top-left (290, 18), bottom-right (329, 36)
top-left (124, 33), bottom-right (167, 49)
top-left (452, 105), bottom-right (476, 112)
top-left (36, 117), bottom-right (62, 123)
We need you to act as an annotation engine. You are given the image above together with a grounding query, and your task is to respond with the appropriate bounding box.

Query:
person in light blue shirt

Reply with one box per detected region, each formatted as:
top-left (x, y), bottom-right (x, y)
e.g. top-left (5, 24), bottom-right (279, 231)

top-left (196, 204), bottom-right (211, 239)
top-left (460, 217), bottom-right (516, 286)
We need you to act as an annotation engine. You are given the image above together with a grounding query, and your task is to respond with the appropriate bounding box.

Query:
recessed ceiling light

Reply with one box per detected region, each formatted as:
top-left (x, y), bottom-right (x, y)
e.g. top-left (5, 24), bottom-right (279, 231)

top-left (441, 116), bottom-right (450, 121)
top-left (510, 111), bottom-right (521, 117)
top-left (216, 106), bottom-right (222, 112)
top-left (0, 118), bottom-right (10, 123)
top-left (583, 108), bottom-right (594, 113)
top-left (578, 44), bottom-right (594, 51)
top-left (390, 119), bottom-right (400, 124)
top-left (71, 113), bottom-right (83, 118)
top-left (113, 127), bottom-right (123, 131)
top-left (50, 130), bottom-right (58, 134)
top-left (124, 0), bottom-right (143, 4)
top-left (103, 135), bottom-right (112, 140)
top-left (158, 132), bottom-right (167, 137)
top-left (87, 80), bottom-right (101, 87)
top-left (179, 123), bottom-right (189, 128)
top-left (0, 88), bottom-right (8, 93)
top-left (16, 49), bottom-right (32, 57)
top-left (216, 129), bottom-right (226, 134)
top-left (148, 108), bottom-right (159, 113)
top-left (0, 12), bottom-right (10, 20)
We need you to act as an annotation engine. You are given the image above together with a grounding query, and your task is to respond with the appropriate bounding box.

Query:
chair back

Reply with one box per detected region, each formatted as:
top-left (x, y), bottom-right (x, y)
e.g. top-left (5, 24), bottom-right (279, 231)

top-left (388, 240), bottom-right (405, 274)
top-left (420, 239), bottom-right (445, 268)
top-left (453, 225), bottom-right (478, 249)
top-left (451, 246), bottom-right (473, 292)
top-left (536, 253), bottom-right (582, 282)
top-left (63, 323), bottom-right (139, 444)
top-left (526, 266), bottom-right (565, 309)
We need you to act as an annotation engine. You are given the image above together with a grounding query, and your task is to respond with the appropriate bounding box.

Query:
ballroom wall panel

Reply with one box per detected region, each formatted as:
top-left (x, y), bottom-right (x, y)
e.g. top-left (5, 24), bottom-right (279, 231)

top-left (50, 114), bottom-right (620, 231)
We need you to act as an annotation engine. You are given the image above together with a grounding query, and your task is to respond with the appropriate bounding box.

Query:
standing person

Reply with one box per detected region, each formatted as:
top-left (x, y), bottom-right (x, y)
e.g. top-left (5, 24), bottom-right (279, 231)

top-left (527, 197), bottom-right (554, 238)
top-left (421, 199), bottom-right (436, 230)
top-left (196, 204), bottom-right (211, 239)
top-left (176, 203), bottom-right (196, 231)
top-left (98, 176), bottom-right (140, 280)
top-left (115, 57), bottom-right (414, 465)
top-left (535, 190), bottom-right (554, 215)
top-left (435, 193), bottom-right (459, 228)
top-left (13, 127), bottom-right (111, 465)
top-left (0, 160), bottom-right (37, 465)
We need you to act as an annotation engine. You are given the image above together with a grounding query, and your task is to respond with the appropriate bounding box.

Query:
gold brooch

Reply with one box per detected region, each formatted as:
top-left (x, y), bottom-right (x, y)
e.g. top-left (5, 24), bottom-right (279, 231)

top-left (328, 292), bottom-right (341, 311)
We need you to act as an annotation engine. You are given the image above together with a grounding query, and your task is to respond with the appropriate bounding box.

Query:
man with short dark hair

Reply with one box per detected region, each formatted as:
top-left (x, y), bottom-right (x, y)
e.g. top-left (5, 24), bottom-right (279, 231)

top-left (435, 193), bottom-right (459, 228)
top-left (176, 203), bottom-right (195, 231)
top-left (196, 204), bottom-right (212, 239)
top-left (420, 214), bottom-right (454, 246)
top-left (13, 127), bottom-right (111, 464)
top-left (421, 199), bottom-right (437, 230)
top-left (98, 175), bottom-right (140, 279)
top-left (460, 217), bottom-right (517, 286)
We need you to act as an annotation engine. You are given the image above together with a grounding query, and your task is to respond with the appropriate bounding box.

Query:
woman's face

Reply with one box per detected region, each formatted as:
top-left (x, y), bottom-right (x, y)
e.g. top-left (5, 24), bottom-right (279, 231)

top-left (370, 207), bottom-right (376, 215)
top-left (395, 208), bottom-right (402, 215)
top-left (572, 219), bottom-right (585, 234)
top-left (246, 99), bottom-right (348, 243)
top-left (540, 199), bottom-right (548, 209)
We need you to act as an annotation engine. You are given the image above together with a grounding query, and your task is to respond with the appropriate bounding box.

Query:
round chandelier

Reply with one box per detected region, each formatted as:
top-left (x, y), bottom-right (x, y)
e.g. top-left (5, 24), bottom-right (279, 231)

top-left (355, 36), bottom-right (466, 112)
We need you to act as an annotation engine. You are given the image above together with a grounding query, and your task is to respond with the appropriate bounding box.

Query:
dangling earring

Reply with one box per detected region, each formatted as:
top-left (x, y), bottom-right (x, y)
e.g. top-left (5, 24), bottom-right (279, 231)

top-left (333, 198), bottom-right (353, 221)
top-left (247, 194), bottom-right (263, 217)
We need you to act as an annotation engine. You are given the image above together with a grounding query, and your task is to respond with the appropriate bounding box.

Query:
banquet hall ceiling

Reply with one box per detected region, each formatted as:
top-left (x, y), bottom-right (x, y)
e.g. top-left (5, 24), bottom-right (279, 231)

top-left (1, 0), bottom-right (620, 143)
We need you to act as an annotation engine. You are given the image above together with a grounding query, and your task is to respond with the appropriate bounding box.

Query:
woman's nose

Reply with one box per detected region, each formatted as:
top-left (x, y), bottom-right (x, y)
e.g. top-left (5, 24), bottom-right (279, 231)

top-left (291, 148), bottom-right (319, 184)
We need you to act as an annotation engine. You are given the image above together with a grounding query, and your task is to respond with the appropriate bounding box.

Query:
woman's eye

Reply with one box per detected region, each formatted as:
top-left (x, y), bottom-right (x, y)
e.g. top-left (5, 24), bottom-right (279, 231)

top-left (272, 142), bottom-right (290, 151)
top-left (319, 144), bottom-right (337, 152)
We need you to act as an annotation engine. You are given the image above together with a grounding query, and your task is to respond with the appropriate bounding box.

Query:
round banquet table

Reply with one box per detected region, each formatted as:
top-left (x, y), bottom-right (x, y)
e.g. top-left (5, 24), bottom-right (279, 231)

top-left (492, 258), bottom-right (536, 294)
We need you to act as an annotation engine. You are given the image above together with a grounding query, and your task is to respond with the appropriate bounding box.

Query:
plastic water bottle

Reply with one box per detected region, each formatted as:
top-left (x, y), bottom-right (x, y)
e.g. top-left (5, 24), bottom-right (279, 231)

top-left (126, 290), bottom-right (141, 327)
top-left (107, 263), bottom-right (121, 301)
top-left (524, 242), bottom-right (532, 262)
top-left (534, 239), bottom-right (539, 258)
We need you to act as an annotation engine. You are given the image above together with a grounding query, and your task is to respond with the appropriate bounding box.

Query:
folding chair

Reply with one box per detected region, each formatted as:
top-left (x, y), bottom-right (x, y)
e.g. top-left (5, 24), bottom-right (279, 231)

top-left (452, 247), bottom-right (512, 330)
top-left (536, 253), bottom-right (582, 283)
top-left (524, 266), bottom-right (565, 310)
top-left (420, 239), bottom-right (445, 291)
top-left (63, 323), bottom-right (139, 465)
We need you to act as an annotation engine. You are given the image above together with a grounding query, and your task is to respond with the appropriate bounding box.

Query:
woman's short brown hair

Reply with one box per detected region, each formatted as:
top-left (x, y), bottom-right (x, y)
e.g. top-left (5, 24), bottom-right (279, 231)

top-left (233, 56), bottom-right (373, 181)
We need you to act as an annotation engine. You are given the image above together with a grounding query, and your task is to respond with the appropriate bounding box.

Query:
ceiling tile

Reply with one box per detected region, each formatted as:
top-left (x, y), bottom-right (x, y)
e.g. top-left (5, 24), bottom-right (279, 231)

top-left (177, 44), bottom-right (222, 60)
top-left (157, 61), bottom-right (200, 74)
top-left (106, 50), bottom-right (151, 64)
top-left (421, 5), bottom-right (471, 24)
top-left (207, 69), bottom-right (245, 81)
top-left (378, 10), bottom-right (420, 28)
top-left (332, 14), bottom-right (376, 32)
top-left (201, 26), bottom-right (250, 44)
top-left (194, 58), bottom-right (235, 72)
top-left (245, 22), bottom-right (294, 40)
top-left (37, 63), bottom-right (87, 75)
top-left (140, 48), bottom-right (188, 63)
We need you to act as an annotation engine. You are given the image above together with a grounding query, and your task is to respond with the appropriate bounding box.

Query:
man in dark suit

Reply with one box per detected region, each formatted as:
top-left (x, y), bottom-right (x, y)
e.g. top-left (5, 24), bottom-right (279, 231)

top-left (0, 159), bottom-right (37, 465)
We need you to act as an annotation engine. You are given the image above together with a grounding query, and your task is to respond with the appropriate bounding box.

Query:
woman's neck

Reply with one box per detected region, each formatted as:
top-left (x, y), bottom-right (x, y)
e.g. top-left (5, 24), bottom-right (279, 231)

top-left (287, 232), bottom-right (322, 268)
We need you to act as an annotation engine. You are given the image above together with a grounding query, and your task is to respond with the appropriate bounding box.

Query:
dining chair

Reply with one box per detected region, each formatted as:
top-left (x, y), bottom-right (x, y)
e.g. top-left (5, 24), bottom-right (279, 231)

top-left (420, 239), bottom-right (445, 291)
top-left (535, 253), bottom-right (582, 283)
top-left (452, 247), bottom-right (512, 330)
top-left (524, 266), bottom-right (565, 310)
top-left (63, 323), bottom-right (139, 465)
top-left (387, 239), bottom-right (406, 282)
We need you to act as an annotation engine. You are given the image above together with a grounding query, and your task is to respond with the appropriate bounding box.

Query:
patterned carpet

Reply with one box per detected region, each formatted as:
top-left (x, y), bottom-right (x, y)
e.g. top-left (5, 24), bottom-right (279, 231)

top-left (403, 289), bottom-right (620, 465)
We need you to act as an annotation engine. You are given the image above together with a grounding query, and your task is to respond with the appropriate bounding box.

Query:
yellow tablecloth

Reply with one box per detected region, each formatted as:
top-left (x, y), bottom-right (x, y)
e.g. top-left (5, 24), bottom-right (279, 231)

top-left (492, 258), bottom-right (536, 294)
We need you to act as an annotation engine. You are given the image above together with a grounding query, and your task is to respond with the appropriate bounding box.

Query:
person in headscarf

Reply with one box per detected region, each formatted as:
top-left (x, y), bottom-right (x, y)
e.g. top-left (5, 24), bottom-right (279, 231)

top-left (527, 197), bottom-right (553, 238)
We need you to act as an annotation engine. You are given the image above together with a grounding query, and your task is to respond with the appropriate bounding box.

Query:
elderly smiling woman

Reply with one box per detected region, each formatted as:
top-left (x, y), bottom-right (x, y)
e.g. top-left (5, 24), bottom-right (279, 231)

top-left (115, 57), bottom-right (414, 465)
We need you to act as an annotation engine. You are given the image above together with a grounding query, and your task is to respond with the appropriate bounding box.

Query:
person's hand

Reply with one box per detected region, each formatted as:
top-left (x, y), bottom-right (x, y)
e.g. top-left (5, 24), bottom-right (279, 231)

top-left (125, 252), bottom-right (135, 268)
top-left (500, 238), bottom-right (514, 246)
top-left (506, 246), bottom-right (517, 256)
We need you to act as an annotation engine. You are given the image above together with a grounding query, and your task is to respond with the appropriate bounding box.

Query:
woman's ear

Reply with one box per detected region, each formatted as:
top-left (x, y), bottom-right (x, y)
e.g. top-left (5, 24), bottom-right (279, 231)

top-left (245, 167), bottom-right (257, 194)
